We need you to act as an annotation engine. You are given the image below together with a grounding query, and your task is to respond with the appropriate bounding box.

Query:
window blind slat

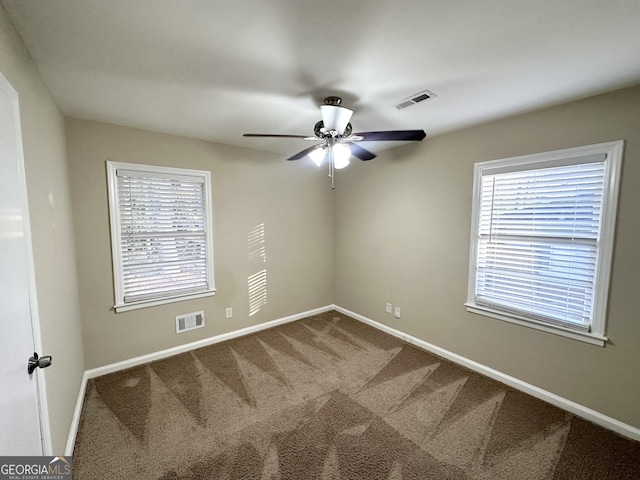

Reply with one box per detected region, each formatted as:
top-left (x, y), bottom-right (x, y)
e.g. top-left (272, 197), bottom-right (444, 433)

top-left (484, 153), bottom-right (606, 175)
top-left (117, 169), bottom-right (205, 183)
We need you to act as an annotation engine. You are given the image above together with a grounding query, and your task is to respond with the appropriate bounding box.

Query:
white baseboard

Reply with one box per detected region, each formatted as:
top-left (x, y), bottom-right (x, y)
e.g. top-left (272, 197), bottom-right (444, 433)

top-left (65, 370), bottom-right (89, 456)
top-left (84, 305), bottom-right (334, 380)
top-left (65, 304), bottom-right (334, 454)
top-left (334, 305), bottom-right (640, 442)
top-left (65, 303), bottom-right (640, 455)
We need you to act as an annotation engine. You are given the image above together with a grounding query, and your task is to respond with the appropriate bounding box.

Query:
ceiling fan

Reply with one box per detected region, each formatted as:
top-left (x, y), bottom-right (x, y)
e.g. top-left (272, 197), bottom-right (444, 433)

top-left (243, 96), bottom-right (426, 188)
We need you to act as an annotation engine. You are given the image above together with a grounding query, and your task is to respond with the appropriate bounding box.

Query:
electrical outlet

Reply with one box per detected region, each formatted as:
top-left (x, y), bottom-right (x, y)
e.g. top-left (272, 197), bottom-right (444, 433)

top-left (394, 307), bottom-right (401, 319)
top-left (225, 307), bottom-right (233, 319)
top-left (386, 302), bottom-right (392, 314)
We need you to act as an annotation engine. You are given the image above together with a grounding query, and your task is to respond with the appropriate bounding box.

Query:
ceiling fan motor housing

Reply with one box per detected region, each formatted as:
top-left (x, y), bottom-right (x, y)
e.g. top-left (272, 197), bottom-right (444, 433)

top-left (314, 120), bottom-right (352, 138)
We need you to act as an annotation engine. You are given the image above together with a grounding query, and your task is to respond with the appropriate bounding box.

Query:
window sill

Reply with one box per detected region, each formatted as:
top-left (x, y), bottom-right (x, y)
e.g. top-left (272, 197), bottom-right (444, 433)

top-left (114, 289), bottom-right (216, 313)
top-left (464, 303), bottom-right (607, 347)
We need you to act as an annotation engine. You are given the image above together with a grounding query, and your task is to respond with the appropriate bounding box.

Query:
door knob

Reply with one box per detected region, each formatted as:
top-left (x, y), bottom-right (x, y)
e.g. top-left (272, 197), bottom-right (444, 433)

top-left (27, 352), bottom-right (52, 375)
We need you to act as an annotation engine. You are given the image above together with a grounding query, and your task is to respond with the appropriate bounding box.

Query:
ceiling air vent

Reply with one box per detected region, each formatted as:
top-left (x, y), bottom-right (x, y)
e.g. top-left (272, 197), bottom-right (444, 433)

top-left (176, 311), bottom-right (205, 334)
top-left (395, 89), bottom-right (436, 110)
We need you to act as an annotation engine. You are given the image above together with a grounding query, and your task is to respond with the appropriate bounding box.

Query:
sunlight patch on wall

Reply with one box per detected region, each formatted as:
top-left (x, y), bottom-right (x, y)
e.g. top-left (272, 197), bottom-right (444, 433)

top-left (248, 269), bottom-right (267, 317)
top-left (248, 223), bottom-right (267, 316)
top-left (248, 223), bottom-right (267, 262)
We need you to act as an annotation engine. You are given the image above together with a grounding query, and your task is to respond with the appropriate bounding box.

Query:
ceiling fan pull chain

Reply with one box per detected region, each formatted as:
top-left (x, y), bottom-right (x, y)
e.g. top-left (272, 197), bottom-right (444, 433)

top-left (330, 150), bottom-right (335, 190)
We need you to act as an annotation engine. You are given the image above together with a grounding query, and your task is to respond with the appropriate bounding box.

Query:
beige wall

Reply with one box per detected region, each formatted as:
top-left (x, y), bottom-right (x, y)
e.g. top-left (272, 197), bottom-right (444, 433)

top-left (335, 85), bottom-right (640, 429)
top-left (65, 118), bottom-right (334, 369)
top-left (0, 6), bottom-right (85, 453)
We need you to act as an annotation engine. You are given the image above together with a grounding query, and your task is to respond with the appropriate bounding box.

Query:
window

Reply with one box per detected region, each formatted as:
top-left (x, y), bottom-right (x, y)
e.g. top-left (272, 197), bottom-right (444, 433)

top-left (466, 141), bottom-right (623, 345)
top-left (107, 162), bottom-right (215, 312)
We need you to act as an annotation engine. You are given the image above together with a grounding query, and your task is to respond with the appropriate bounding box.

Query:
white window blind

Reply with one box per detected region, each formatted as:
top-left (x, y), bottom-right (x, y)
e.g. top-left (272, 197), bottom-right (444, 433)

top-left (467, 142), bottom-right (623, 344)
top-left (475, 158), bottom-right (606, 331)
top-left (114, 166), bottom-right (212, 305)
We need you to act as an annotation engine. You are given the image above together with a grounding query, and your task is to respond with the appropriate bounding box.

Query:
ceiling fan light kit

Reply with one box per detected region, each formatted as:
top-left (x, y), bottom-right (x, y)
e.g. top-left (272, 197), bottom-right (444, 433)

top-left (243, 96), bottom-right (426, 188)
top-left (320, 104), bottom-right (353, 134)
top-left (332, 144), bottom-right (351, 169)
top-left (308, 146), bottom-right (326, 167)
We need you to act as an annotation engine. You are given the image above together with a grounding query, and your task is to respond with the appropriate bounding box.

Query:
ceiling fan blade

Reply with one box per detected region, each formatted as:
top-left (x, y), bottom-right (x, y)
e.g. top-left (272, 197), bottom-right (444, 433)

top-left (348, 143), bottom-right (377, 161)
top-left (287, 144), bottom-right (322, 161)
top-left (352, 130), bottom-right (426, 142)
top-left (243, 133), bottom-right (310, 139)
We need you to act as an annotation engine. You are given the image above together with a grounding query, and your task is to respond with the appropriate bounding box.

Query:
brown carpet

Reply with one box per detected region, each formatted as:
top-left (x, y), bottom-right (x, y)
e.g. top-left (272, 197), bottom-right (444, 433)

top-left (73, 310), bottom-right (640, 479)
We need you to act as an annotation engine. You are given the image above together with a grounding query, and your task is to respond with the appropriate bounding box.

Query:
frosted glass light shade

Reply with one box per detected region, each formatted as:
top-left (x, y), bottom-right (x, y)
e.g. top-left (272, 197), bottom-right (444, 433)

top-left (320, 105), bottom-right (353, 134)
top-left (308, 146), bottom-right (326, 166)
top-left (333, 144), bottom-right (351, 169)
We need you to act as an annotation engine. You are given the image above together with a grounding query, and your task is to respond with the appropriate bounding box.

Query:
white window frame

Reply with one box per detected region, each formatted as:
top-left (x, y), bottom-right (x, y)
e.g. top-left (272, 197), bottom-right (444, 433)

top-left (107, 161), bottom-right (216, 312)
top-left (466, 141), bottom-right (623, 346)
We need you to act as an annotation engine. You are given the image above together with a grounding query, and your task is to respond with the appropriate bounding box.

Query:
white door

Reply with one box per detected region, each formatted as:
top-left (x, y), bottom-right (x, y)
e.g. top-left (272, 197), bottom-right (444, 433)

top-left (0, 73), bottom-right (46, 455)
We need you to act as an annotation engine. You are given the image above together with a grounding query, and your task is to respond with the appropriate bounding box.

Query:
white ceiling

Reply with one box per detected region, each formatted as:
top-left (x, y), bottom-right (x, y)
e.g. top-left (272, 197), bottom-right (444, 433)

top-left (3, 0), bottom-right (640, 158)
